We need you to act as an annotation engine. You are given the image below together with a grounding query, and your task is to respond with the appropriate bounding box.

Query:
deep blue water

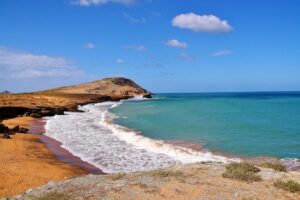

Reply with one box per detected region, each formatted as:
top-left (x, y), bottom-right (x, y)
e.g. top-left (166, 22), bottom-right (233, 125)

top-left (111, 92), bottom-right (300, 159)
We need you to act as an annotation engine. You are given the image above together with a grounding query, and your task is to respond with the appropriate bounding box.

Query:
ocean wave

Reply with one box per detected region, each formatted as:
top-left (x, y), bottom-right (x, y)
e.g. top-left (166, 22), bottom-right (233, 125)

top-left (45, 96), bottom-right (237, 173)
top-left (102, 104), bottom-right (237, 164)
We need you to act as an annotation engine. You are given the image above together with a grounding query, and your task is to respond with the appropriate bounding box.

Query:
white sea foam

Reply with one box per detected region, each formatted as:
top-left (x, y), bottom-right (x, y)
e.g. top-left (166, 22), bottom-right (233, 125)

top-left (45, 97), bottom-right (237, 173)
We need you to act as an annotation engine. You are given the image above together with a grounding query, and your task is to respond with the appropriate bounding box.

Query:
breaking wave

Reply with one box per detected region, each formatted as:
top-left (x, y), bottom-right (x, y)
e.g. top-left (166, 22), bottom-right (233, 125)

top-left (45, 96), bottom-right (237, 173)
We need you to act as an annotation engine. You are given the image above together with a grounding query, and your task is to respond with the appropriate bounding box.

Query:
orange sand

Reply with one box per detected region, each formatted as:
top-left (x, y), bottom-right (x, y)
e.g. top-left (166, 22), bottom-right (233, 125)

top-left (0, 117), bottom-right (89, 197)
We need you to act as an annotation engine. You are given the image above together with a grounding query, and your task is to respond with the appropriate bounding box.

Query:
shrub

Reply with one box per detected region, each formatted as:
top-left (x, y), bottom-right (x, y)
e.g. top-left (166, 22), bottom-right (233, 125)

top-left (150, 169), bottom-right (184, 178)
top-left (274, 180), bottom-right (300, 193)
top-left (110, 173), bottom-right (126, 181)
top-left (33, 192), bottom-right (71, 200)
top-left (259, 162), bottom-right (287, 172)
top-left (222, 162), bottom-right (262, 182)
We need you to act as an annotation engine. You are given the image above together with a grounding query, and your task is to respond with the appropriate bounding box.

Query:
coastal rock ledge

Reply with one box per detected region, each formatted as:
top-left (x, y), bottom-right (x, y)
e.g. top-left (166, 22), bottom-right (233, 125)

top-left (0, 77), bottom-right (151, 119)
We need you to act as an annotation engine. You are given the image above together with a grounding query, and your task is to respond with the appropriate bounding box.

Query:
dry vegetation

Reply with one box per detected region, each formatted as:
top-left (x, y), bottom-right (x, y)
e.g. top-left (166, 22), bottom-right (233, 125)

top-left (222, 162), bottom-right (262, 182)
top-left (259, 162), bottom-right (287, 172)
top-left (0, 93), bottom-right (108, 109)
top-left (11, 163), bottom-right (300, 200)
top-left (274, 180), bottom-right (300, 193)
top-left (32, 192), bottom-right (71, 200)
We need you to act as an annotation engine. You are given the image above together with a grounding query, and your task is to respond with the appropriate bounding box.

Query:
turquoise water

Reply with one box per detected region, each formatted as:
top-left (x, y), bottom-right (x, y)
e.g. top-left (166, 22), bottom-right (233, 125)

top-left (111, 92), bottom-right (300, 159)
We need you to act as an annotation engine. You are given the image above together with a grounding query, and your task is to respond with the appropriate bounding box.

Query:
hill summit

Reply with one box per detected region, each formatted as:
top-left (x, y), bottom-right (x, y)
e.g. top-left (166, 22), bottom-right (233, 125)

top-left (40, 77), bottom-right (151, 98)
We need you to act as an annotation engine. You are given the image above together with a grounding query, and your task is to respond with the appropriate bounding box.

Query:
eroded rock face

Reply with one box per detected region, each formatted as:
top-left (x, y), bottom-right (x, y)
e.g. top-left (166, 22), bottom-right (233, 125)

top-left (0, 106), bottom-right (66, 120)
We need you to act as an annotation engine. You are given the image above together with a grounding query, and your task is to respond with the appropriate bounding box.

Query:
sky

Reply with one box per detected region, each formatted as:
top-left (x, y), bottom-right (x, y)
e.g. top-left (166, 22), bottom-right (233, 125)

top-left (1, 0), bottom-right (300, 93)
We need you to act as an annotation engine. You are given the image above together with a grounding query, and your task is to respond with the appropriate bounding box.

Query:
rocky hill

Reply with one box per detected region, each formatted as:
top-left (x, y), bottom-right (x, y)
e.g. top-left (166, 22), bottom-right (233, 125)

top-left (41, 77), bottom-right (151, 97)
top-left (0, 77), bottom-right (151, 119)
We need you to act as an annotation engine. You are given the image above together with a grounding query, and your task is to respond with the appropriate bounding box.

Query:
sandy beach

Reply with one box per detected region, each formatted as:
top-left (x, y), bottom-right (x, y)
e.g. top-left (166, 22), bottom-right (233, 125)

top-left (0, 117), bottom-right (90, 197)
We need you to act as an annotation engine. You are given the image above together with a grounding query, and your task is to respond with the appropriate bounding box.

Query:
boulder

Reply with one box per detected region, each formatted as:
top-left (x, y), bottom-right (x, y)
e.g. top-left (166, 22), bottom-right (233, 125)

top-left (2, 132), bottom-right (10, 139)
top-left (0, 123), bottom-right (9, 133)
top-left (30, 113), bottom-right (42, 118)
top-left (11, 125), bottom-right (28, 133)
top-left (19, 127), bottom-right (29, 133)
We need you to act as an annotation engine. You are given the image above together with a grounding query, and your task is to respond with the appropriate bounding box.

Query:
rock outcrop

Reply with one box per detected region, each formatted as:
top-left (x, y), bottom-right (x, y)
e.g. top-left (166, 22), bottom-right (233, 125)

top-left (0, 123), bottom-right (28, 139)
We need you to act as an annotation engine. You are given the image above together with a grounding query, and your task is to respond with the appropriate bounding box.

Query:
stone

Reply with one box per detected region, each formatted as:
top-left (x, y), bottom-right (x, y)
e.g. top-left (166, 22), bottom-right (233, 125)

top-left (30, 113), bottom-right (42, 118)
top-left (0, 123), bottom-right (9, 133)
top-left (2, 132), bottom-right (10, 139)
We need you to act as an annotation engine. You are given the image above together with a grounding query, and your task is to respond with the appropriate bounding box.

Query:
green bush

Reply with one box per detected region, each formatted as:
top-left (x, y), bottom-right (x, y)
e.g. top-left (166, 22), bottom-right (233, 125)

top-left (259, 162), bottom-right (287, 172)
top-left (222, 162), bottom-right (262, 182)
top-left (274, 180), bottom-right (300, 193)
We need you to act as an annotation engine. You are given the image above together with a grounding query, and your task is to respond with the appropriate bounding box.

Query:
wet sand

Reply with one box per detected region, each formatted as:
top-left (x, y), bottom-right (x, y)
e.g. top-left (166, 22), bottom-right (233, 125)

top-left (29, 118), bottom-right (103, 174)
top-left (0, 117), bottom-right (96, 197)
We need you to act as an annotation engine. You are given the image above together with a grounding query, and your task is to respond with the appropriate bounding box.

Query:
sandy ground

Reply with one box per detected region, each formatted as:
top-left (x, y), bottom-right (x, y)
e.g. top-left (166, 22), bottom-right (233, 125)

top-left (12, 164), bottom-right (300, 200)
top-left (0, 117), bottom-right (89, 197)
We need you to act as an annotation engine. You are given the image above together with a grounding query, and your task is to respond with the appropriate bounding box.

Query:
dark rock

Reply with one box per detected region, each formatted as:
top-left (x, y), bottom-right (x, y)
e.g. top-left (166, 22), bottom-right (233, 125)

top-left (30, 113), bottom-right (42, 118)
top-left (0, 107), bottom-right (30, 119)
top-left (143, 93), bottom-right (152, 98)
top-left (19, 127), bottom-right (29, 133)
top-left (11, 125), bottom-right (28, 133)
top-left (11, 125), bottom-right (20, 132)
top-left (0, 123), bottom-right (9, 133)
top-left (2, 132), bottom-right (10, 139)
top-left (23, 112), bottom-right (30, 117)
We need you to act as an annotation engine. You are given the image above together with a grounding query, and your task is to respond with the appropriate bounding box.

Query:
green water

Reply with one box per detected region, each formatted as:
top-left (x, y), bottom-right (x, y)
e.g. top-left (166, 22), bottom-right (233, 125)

top-left (111, 92), bottom-right (300, 159)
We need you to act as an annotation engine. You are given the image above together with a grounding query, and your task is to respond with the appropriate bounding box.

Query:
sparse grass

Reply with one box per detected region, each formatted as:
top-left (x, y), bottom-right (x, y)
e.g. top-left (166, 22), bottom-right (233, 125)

top-left (274, 180), bottom-right (300, 193)
top-left (222, 162), bottom-right (262, 182)
top-left (33, 192), bottom-right (71, 200)
top-left (149, 169), bottom-right (185, 178)
top-left (259, 162), bottom-right (287, 172)
top-left (110, 173), bottom-right (126, 181)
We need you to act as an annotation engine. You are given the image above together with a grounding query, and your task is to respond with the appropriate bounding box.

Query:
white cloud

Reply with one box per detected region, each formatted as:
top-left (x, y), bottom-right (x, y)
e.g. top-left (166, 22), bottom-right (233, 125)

top-left (123, 12), bottom-right (146, 23)
top-left (85, 42), bottom-right (96, 49)
top-left (166, 39), bottom-right (188, 48)
top-left (172, 13), bottom-right (233, 33)
top-left (0, 47), bottom-right (84, 78)
top-left (211, 50), bottom-right (232, 56)
top-left (116, 58), bottom-right (125, 64)
top-left (125, 45), bottom-right (146, 51)
top-left (72, 0), bottom-right (135, 6)
top-left (180, 53), bottom-right (196, 61)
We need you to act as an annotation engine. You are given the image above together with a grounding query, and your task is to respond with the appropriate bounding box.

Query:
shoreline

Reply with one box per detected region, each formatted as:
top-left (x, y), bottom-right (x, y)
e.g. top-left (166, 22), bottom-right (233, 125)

top-left (28, 118), bottom-right (104, 175)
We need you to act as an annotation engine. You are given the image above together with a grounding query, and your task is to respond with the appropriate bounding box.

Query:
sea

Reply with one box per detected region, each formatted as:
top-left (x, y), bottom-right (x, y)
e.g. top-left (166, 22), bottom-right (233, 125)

top-left (45, 92), bottom-right (300, 173)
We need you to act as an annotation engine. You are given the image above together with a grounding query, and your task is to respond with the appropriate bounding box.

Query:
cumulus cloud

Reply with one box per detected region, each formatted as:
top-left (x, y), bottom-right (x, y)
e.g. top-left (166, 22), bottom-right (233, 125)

top-left (180, 53), bottom-right (196, 61)
top-left (125, 45), bottom-right (146, 51)
top-left (172, 13), bottom-right (233, 33)
top-left (0, 47), bottom-right (84, 79)
top-left (85, 42), bottom-right (96, 49)
top-left (123, 12), bottom-right (146, 23)
top-left (211, 50), bottom-right (232, 56)
top-left (72, 0), bottom-right (135, 6)
top-left (166, 39), bottom-right (188, 48)
top-left (116, 58), bottom-right (125, 64)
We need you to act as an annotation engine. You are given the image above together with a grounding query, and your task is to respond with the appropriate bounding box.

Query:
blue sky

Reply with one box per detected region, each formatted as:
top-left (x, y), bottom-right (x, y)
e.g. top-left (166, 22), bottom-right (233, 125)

top-left (0, 0), bottom-right (300, 93)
